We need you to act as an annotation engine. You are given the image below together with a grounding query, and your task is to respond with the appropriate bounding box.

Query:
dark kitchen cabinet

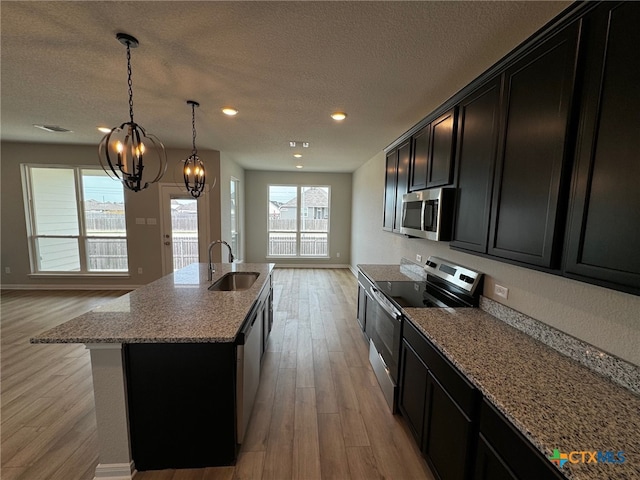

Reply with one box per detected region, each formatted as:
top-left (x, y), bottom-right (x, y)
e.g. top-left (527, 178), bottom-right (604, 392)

top-left (382, 140), bottom-right (410, 233)
top-left (399, 319), bottom-right (479, 480)
top-left (474, 399), bottom-right (565, 480)
top-left (425, 372), bottom-right (475, 480)
top-left (474, 435), bottom-right (518, 480)
top-left (451, 78), bottom-right (502, 253)
top-left (563, 2), bottom-right (640, 294)
top-left (126, 342), bottom-right (237, 470)
top-left (398, 339), bottom-right (429, 444)
top-left (409, 124), bottom-right (430, 192)
top-left (488, 22), bottom-right (580, 268)
top-left (383, 149), bottom-right (397, 232)
top-left (409, 109), bottom-right (457, 192)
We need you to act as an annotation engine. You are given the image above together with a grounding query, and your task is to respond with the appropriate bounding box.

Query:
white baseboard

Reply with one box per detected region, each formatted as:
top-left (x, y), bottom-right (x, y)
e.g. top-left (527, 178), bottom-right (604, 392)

top-left (272, 264), bottom-right (350, 269)
top-left (94, 461), bottom-right (135, 479)
top-left (1, 284), bottom-right (141, 291)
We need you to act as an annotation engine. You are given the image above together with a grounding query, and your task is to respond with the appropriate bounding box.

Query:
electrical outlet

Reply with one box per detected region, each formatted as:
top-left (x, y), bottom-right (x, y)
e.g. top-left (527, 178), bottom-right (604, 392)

top-left (416, 254), bottom-right (422, 263)
top-left (336, 252), bottom-right (341, 258)
top-left (4, 267), bottom-right (10, 274)
top-left (137, 267), bottom-right (143, 274)
top-left (494, 284), bottom-right (509, 299)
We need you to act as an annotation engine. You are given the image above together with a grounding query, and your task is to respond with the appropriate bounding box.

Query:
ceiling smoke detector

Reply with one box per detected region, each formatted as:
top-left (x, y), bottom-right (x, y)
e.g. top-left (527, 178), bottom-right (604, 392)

top-left (33, 124), bottom-right (72, 133)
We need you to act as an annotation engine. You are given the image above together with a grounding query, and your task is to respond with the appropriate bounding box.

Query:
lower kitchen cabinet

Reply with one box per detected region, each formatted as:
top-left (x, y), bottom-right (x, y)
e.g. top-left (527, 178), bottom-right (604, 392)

top-left (475, 399), bottom-right (565, 480)
top-left (474, 435), bottom-right (518, 480)
top-left (399, 339), bottom-right (429, 444)
top-left (399, 320), bottom-right (479, 480)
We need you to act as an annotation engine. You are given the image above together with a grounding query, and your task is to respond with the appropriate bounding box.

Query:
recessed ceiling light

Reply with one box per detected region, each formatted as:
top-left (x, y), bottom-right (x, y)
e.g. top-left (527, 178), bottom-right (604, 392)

top-left (293, 153), bottom-right (302, 158)
top-left (97, 126), bottom-right (112, 133)
top-left (331, 112), bottom-right (347, 121)
top-left (33, 124), bottom-right (72, 133)
top-left (222, 107), bottom-right (238, 116)
top-left (295, 164), bottom-right (303, 169)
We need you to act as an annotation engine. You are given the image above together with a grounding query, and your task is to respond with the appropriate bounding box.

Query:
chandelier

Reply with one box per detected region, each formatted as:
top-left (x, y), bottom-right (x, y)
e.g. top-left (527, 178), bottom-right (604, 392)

top-left (98, 33), bottom-right (167, 192)
top-left (183, 100), bottom-right (206, 198)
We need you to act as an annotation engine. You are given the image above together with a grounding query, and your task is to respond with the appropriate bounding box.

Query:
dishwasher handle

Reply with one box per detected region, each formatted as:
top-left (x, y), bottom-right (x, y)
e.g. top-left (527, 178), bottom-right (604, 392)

top-left (237, 302), bottom-right (261, 345)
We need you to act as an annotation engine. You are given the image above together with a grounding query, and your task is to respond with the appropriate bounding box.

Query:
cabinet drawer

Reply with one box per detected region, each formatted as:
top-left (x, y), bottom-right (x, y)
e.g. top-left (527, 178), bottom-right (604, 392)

top-left (403, 319), bottom-right (478, 417)
top-left (479, 399), bottom-right (565, 480)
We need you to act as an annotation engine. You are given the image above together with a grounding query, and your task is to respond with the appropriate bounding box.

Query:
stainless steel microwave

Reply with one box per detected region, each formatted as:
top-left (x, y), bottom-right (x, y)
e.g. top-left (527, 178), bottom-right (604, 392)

top-left (401, 188), bottom-right (455, 241)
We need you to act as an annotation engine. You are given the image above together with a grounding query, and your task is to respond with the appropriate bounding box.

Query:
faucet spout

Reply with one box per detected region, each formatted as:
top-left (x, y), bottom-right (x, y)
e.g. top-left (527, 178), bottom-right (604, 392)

top-left (207, 240), bottom-right (235, 281)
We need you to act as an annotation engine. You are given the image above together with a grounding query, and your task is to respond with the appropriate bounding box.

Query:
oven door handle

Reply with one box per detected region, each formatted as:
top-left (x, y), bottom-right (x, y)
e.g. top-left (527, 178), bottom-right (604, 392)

top-left (371, 288), bottom-right (402, 321)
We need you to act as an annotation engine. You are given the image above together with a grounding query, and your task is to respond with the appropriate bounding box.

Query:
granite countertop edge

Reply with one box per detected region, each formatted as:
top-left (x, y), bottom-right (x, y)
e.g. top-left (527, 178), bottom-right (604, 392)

top-left (30, 263), bottom-right (275, 345)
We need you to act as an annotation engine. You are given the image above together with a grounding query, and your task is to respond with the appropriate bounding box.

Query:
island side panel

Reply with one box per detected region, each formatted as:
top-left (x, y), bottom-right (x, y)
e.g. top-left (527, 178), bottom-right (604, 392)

top-left (124, 342), bottom-right (237, 470)
top-left (87, 344), bottom-right (135, 479)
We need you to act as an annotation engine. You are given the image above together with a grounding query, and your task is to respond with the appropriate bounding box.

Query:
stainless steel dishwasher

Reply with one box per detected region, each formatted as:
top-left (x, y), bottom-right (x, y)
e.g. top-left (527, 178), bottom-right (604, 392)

top-left (236, 301), bottom-right (263, 443)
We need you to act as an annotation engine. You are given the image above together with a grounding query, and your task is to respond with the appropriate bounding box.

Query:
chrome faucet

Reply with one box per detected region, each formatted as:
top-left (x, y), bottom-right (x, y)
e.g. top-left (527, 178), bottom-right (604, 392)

top-left (207, 240), bottom-right (235, 280)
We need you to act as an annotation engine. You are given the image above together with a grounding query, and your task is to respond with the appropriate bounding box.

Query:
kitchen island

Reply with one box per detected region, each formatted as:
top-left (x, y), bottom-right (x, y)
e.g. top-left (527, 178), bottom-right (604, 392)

top-left (31, 262), bottom-right (275, 479)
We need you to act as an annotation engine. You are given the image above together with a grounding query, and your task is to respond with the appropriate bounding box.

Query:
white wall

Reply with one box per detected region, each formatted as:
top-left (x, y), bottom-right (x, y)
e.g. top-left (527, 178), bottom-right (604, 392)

top-left (351, 152), bottom-right (640, 366)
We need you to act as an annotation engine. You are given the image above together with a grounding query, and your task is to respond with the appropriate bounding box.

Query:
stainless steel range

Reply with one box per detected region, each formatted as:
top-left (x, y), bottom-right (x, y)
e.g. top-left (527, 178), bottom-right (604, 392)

top-left (367, 257), bottom-right (484, 411)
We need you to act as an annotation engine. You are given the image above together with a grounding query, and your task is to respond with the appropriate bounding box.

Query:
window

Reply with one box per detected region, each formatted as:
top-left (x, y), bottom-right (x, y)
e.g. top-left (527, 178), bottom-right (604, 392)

top-left (268, 185), bottom-right (330, 257)
top-left (22, 165), bottom-right (128, 274)
top-left (230, 177), bottom-right (241, 261)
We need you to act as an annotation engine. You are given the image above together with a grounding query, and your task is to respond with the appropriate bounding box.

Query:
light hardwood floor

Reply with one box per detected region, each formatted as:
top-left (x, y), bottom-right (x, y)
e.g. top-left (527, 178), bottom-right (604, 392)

top-left (1, 269), bottom-right (434, 480)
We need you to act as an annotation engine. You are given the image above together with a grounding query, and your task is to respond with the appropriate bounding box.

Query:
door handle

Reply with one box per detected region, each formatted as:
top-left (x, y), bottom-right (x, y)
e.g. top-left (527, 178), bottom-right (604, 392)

top-left (164, 241), bottom-right (171, 246)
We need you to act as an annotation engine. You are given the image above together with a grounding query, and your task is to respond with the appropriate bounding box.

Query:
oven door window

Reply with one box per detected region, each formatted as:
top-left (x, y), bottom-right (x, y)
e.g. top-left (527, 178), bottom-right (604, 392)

top-left (403, 201), bottom-right (423, 230)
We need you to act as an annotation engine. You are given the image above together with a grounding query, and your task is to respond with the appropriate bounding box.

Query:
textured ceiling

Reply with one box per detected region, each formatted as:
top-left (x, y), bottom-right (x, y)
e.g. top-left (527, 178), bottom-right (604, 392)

top-left (1, 1), bottom-right (571, 172)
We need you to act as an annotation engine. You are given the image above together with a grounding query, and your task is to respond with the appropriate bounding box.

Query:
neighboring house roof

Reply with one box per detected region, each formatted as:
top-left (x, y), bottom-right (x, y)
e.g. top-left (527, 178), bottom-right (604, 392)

top-left (84, 199), bottom-right (124, 212)
top-left (282, 187), bottom-right (328, 208)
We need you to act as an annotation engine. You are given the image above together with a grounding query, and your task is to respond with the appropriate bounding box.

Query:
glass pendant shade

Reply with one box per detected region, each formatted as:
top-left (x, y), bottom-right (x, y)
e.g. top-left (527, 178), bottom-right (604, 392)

top-left (183, 100), bottom-right (206, 198)
top-left (98, 33), bottom-right (167, 192)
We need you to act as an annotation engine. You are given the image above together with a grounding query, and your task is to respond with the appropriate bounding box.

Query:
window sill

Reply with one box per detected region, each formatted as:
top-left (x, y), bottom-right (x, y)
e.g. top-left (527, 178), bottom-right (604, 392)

top-left (266, 256), bottom-right (330, 259)
top-left (28, 272), bottom-right (131, 279)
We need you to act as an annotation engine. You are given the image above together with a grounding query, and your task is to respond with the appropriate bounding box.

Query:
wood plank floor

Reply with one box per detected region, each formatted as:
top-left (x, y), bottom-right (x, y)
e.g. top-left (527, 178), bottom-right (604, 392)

top-left (1, 269), bottom-right (434, 480)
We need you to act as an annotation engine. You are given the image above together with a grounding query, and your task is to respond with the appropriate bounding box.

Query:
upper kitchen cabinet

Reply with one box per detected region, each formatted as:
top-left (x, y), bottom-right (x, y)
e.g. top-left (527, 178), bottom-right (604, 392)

top-left (487, 21), bottom-right (580, 268)
top-left (451, 78), bottom-right (502, 253)
top-left (409, 109), bottom-right (457, 192)
top-left (563, 2), bottom-right (640, 294)
top-left (383, 140), bottom-right (411, 233)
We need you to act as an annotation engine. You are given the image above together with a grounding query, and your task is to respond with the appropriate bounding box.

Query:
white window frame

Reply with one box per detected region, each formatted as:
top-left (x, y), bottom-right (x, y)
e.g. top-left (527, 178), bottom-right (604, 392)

top-left (267, 184), bottom-right (330, 258)
top-left (21, 164), bottom-right (130, 276)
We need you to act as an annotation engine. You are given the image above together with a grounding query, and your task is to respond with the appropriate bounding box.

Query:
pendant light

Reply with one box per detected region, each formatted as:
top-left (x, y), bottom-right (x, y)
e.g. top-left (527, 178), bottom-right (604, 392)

top-left (98, 33), bottom-right (167, 192)
top-left (183, 100), bottom-right (206, 198)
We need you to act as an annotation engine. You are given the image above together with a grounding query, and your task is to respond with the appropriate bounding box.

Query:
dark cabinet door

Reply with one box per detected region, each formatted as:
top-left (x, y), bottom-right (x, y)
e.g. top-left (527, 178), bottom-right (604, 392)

top-left (424, 372), bottom-right (474, 480)
top-left (409, 124), bottom-right (430, 192)
top-left (427, 108), bottom-right (457, 188)
top-left (564, 2), bottom-right (640, 294)
top-left (398, 340), bottom-right (429, 446)
top-left (394, 140), bottom-right (411, 233)
top-left (383, 149), bottom-right (398, 231)
top-left (451, 78), bottom-right (502, 253)
top-left (473, 435), bottom-right (518, 480)
top-left (488, 22), bottom-right (580, 268)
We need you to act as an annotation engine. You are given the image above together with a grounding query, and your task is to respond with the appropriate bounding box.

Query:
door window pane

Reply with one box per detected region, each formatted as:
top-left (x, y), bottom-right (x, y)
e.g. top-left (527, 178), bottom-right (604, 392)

top-left (171, 198), bottom-right (199, 271)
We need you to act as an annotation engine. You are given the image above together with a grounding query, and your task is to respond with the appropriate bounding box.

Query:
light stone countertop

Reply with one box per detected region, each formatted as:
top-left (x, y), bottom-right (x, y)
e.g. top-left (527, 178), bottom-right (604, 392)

top-left (31, 263), bottom-right (274, 344)
top-left (359, 264), bottom-right (640, 480)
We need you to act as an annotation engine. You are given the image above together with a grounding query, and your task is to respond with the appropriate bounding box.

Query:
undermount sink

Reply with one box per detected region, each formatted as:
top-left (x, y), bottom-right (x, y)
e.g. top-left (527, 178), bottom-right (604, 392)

top-left (208, 272), bottom-right (260, 291)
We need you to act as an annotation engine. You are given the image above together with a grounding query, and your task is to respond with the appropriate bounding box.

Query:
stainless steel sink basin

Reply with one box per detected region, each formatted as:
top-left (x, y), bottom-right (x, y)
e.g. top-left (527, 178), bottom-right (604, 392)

top-left (208, 272), bottom-right (260, 291)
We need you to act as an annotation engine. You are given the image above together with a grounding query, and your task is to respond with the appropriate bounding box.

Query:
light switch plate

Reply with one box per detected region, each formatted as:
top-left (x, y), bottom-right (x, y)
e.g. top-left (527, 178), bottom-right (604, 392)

top-left (416, 254), bottom-right (422, 263)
